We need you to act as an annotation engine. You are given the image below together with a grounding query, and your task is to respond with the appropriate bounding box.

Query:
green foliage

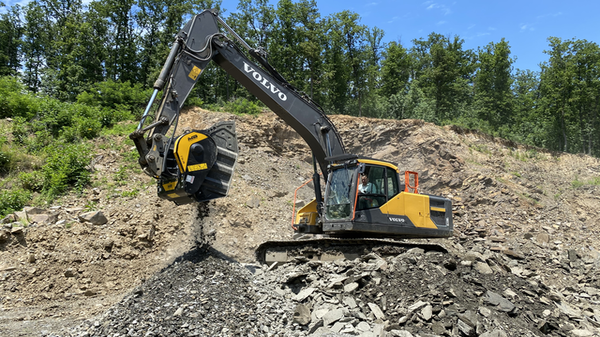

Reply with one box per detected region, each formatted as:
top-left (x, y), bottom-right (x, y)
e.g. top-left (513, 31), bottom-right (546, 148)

top-left (101, 121), bottom-right (137, 137)
top-left (0, 149), bottom-right (9, 173)
top-left (183, 96), bottom-right (204, 108)
top-left (0, 135), bottom-right (42, 173)
top-left (571, 179), bottom-right (584, 189)
top-left (120, 189), bottom-right (139, 198)
top-left (571, 176), bottom-right (600, 188)
top-left (470, 144), bottom-right (492, 156)
top-left (474, 39), bottom-right (515, 128)
top-left (411, 33), bottom-right (475, 122)
top-left (0, 76), bottom-right (39, 119)
top-left (380, 41), bottom-right (411, 97)
top-left (18, 171), bottom-right (44, 191)
top-left (41, 143), bottom-right (91, 197)
top-left (0, 189), bottom-right (31, 218)
top-left (0, 5), bottom-right (22, 76)
top-left (209, 98), bottom-right (263, 115)
top-left (76, 80), bottom-right (152, 121)
top-left (9, 93), bottom-right (110, 148)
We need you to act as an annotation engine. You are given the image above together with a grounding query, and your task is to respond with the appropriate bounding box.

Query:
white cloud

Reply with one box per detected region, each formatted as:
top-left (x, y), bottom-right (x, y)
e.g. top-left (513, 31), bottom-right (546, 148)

top-left (537, 12), bottom-right (563, 19)
top-left (520, 24), bottom-right (535, 32)
top-left (425, 2), bottom-right (452, 15)
top-left (387, 16), bottom-right (400, 24)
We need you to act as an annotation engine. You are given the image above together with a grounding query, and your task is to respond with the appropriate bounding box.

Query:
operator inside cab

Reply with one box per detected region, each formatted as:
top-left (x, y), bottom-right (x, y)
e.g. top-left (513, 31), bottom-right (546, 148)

top-left (358, 172), bottom-right (377, 194)
top-left (357, 169), bottom-right (385, 210)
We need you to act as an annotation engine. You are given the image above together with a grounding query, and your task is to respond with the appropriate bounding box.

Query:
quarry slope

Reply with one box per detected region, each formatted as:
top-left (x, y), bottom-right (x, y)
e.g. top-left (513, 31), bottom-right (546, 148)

top-left (0, 108), bottom-right (599, 336)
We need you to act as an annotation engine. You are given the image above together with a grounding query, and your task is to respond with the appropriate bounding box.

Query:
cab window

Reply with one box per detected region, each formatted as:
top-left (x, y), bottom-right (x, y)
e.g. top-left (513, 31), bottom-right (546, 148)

top-left (357, 166), bottom-right (386, 210)
top-left (386, 167), bottom-right (400, 198)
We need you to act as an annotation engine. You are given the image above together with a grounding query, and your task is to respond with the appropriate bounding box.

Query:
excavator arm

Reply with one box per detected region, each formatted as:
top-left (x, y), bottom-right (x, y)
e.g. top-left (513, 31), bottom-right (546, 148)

top-left (130, 9), bottom-right (345, 205)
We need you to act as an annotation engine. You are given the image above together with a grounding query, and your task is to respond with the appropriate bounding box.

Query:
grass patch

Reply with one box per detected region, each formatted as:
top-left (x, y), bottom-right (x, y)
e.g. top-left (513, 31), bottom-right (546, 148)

top-left (496, 177), bottom-right (508, 184)
top-left (509, 148), bottom-right (543, 162)
top-left (572, 176), bottom-right (600, 189)
top-left (121, 189), bottom-right (139, 198)
top-left (470, 143), bottom-right (492, 156)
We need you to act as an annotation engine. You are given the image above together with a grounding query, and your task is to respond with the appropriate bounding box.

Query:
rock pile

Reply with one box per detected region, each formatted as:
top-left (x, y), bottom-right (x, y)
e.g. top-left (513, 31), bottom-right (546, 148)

top-left (65, 239), bottom-right (600, 337)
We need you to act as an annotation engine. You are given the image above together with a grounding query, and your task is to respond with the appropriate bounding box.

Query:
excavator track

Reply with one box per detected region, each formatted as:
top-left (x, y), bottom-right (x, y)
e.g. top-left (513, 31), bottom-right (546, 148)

top-left (255, 237), bottom-right (448, 265)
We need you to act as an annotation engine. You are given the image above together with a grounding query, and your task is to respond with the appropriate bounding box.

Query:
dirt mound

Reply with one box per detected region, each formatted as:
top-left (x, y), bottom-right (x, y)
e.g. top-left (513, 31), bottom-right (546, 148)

top-left (1, 109), bottom-right (599, 336)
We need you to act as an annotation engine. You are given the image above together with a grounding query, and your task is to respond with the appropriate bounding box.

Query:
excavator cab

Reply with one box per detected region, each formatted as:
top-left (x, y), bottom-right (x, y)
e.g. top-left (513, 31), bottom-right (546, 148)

top-left (295, 157), bottom-right (453, 239)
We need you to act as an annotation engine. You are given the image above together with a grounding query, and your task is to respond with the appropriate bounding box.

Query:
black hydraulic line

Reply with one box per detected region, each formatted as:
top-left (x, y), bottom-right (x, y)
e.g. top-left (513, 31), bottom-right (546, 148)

top-left (312, 155), bottom-right (323, 217)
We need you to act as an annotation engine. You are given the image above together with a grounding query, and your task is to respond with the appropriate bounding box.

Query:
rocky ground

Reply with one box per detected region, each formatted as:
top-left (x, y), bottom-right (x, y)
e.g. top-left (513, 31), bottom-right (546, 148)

top-left (1, 108), bottom-right (600, 336)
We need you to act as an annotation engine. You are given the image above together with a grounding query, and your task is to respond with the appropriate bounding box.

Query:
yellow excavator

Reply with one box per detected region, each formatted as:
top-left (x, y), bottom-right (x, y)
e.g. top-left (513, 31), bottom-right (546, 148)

top-left (130, 10), bottom-right (453, 262)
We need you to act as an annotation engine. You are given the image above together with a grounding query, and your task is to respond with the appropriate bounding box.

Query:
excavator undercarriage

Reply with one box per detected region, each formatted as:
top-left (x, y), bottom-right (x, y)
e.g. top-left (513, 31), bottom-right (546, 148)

top-left (256, 237), bottom-right (448, 265)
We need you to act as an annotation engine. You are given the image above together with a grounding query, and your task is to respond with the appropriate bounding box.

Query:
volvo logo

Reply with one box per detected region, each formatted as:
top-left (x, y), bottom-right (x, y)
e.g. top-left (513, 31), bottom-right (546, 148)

top-left (243, 62), bottom-right (287, 101)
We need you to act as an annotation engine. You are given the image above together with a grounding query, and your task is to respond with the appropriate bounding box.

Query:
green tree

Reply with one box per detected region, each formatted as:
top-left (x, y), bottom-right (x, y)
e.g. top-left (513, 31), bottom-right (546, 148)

top-left (474, 38), bottom-right (515, 131)
top-left (335, 10), bottom-right (367, 116)
top-left (228, 0), bottom-right (275, 49)
top-left (22, 1), bottom-right (51, 92)
top-left (0, 4), bottom-right (22, 76)
top-left (295, 0), bottom-right (324, 101)
top-left (571, 39), bottom-right (600, 155)
top-left (539, 37), bottom-right (576, 152)
top-left (380, 41), bottom-right (412, 97)
top-left (411, 33), bottom-right (475, 122)
top-left (512, 69), bottom-right (543, 146)
top-left (38, 0), bottom-right (96, 100)
top-left (95, 0), bottom-right (139, 83)
top-left (269, 0), bottom-right (304, 86)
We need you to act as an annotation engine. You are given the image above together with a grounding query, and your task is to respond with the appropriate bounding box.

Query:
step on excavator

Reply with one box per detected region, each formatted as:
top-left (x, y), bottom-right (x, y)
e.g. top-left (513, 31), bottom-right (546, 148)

top-left (129, 9), bottom-right (453, 264)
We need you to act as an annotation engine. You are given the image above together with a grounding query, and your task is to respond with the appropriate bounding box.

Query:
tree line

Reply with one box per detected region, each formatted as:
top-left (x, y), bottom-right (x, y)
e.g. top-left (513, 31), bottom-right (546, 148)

top-left (1, 0), bottom-right (599, 157)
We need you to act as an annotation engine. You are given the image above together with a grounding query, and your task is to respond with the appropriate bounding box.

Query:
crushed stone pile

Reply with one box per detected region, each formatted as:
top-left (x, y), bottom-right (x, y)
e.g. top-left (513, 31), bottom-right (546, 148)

top-left (65, 241), bottom-right (600, 337)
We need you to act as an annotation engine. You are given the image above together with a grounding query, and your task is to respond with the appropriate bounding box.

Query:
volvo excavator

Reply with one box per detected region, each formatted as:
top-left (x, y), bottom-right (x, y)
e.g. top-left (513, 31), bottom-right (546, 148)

top-left (130, 10), bottom-right (453, 264)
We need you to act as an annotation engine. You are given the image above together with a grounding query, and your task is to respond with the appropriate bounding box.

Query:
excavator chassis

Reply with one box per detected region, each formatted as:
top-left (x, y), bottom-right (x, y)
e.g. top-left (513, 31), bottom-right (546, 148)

top-left (255, 237), bottom-right (448, 265)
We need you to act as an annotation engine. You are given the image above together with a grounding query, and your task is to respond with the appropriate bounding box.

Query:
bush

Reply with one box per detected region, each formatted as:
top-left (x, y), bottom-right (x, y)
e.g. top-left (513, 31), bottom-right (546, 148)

top-left (41, 143), bottom-right (91, 197)
top-left (0, 189), bottom-right (31, 218)
top-left (184, 96), bottom-right (204, 108)
top-left (11, 116), bottom-right (30, 145)
top-left (0, 76), bottom-right (39, 119)
top-left (223, 98), bottom-right (262, 115)
top-left (0, 150), bottom-right (10, 173)
top-left (77, 80), bottom-right (152, 120)
top-left (98, 107), bottom-right (133, 128)
top-left (19, 171), bottom-right (44, 191)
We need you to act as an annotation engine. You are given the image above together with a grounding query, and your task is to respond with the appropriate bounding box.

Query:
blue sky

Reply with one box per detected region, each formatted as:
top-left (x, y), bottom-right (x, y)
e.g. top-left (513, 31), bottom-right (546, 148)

top-left (2, 0), bottom-right (598, 72)
top-left (219, 0), bottom-right (600, 72)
